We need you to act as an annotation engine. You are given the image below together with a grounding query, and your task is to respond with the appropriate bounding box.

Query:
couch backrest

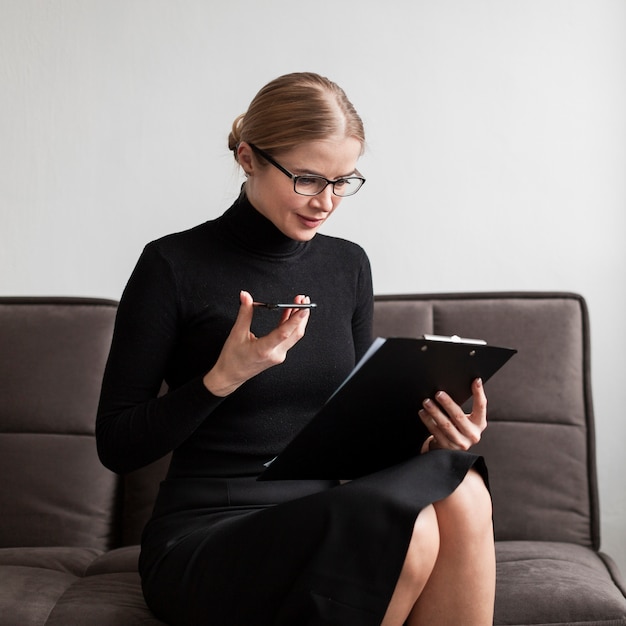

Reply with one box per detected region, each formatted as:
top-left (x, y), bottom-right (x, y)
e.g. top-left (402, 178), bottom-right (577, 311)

top-left (0, 293), bottom-right (598, 552)
top-left (0, 298), bottom-right (119, 550)
top-left (122, 292), bottom-right (597, 549)
top-left (373, 292), bottom-right (598, 549)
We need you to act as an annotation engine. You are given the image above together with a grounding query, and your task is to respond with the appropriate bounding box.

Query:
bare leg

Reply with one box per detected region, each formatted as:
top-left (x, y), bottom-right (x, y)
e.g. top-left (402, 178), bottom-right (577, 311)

top-left (408, 468), bottom-right (495, 625)
top-left (381, 504), bottom-right (439, 626)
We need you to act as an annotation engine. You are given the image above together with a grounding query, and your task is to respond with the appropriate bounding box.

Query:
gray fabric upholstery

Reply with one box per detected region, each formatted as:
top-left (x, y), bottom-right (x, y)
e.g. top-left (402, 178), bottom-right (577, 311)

top-left (375, 294), bottom-right (597, 548)
top-left (495, 542), bottom-right (626, 625)
top-left (0, 299), bottom-right (119, 551)
top-left (0, 294), bottom-right (624, 625)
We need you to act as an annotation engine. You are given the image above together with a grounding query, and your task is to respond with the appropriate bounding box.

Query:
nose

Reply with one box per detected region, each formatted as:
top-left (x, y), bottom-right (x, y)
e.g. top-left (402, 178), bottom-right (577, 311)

top-left (310, 185), bottom-right (335, 213)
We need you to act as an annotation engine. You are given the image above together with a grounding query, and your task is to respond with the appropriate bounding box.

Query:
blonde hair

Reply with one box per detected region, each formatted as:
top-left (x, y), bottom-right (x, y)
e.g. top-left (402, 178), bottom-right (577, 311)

top-left (228, 72), bottom-right (365, 161)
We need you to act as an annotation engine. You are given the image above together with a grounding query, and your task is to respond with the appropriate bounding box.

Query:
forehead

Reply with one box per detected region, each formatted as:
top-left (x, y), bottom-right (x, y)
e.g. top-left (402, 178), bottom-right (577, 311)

top-left (281, 137), bottom-right (362, 176)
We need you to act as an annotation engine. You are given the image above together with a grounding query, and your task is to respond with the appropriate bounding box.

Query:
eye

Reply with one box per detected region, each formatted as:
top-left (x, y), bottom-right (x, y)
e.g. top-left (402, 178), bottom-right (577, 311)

top-left (297, 176), bottom-right (321, 187)
top-left (334, 178), bottom-right (349, 189)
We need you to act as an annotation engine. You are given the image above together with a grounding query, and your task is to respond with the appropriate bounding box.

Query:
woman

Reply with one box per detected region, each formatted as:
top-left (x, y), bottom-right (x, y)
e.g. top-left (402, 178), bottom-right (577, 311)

top-left (97, 72), bottom-right (495, 625)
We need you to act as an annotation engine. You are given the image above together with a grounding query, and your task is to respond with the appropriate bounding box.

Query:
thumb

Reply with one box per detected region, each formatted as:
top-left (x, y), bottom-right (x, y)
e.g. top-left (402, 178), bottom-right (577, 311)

top-left (231, 290), bottom-right (254, 334)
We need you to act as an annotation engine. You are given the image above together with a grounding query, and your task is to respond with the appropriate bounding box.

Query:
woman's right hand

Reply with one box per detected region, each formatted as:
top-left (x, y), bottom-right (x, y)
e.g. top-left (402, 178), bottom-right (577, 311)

top-left (203, 290), bottom-right (311, 397)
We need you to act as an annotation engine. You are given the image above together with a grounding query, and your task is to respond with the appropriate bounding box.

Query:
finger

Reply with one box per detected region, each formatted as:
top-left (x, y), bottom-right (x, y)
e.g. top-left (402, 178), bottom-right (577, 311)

top-left (275, 306), bottom-right (310, 349)
top-left (419, 401), bottom-right (451, 442)
top-left (281, 295), bottom-right (311, 321)
top-left (267, 302), bottom-right (310, 354)
top-left (240, 290), bottom-right (254, 307)
top-left (470, 378), bottom-right (487, 423)
top-left (285, 295), bottom-right (311, 327)
top-left (280, 294), bottom-right (307, 323)
top-left (252, 295), bottom-right (309, 352)
top-left (230, 290), bottom-right (255, 336)
top-left (419, 397), bottom-right (474, 450)
top-left (432, 391), bottom-right (464, 423)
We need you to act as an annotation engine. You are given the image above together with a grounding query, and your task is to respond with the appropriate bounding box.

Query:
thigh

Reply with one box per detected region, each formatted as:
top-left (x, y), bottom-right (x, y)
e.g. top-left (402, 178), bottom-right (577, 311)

top-left (143, 451), bottom-right (485, 626)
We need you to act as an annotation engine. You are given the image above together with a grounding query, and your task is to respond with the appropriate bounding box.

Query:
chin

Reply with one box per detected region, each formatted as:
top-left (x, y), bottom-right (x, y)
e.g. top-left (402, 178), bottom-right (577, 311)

top-left (291, 229), bottom-right (319, 242)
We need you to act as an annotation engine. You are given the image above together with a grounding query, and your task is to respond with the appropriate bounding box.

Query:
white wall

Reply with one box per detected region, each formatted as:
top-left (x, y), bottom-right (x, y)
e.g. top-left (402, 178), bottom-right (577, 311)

top-left (1, 0), bottom-right (625, 570)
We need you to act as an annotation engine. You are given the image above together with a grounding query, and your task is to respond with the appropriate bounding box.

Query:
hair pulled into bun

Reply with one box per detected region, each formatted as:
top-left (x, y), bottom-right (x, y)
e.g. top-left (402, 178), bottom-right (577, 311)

top-left (228, 114), bottom-right (245, 155)
top-left (227, 72), bottom-right (364, 164)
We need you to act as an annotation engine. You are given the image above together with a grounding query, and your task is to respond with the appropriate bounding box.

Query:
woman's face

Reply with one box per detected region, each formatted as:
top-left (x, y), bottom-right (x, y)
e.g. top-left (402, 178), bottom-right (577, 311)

top-left (239, 136), bottom-right (362, 242)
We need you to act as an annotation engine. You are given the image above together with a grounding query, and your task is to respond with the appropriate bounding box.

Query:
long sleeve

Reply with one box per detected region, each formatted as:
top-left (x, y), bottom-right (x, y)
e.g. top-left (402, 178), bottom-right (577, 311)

top-left (96, 195), bottom-right (376, 479)
top-left (351, 248), bottom-right (375, 361)
top-left (96, 243), bottom-right (224, 474)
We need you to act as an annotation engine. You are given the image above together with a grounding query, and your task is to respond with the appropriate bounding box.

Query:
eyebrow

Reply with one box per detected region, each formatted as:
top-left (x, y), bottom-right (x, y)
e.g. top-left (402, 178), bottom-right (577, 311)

top-left (250, 144), bottom-right (360, 180)
top-left (291, 165), bottom-right (359, 179)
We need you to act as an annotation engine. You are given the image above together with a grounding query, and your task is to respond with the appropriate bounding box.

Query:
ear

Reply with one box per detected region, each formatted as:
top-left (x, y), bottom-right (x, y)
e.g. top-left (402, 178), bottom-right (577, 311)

top-left (237, 142), bottom-right (255, 176)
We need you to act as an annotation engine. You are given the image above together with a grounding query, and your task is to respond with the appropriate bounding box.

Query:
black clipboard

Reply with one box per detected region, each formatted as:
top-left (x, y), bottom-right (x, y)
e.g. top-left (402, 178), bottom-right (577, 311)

top-left (258, 335), bottom-right (516, 481)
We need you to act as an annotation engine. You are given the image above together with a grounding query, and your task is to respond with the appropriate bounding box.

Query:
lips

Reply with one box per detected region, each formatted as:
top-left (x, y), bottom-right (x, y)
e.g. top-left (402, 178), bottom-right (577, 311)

top-left (297, 214), bottom-right (325, 228)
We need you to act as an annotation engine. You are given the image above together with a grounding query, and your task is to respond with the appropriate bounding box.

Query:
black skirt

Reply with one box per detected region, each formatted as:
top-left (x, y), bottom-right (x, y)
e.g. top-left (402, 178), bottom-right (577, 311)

top-left (140, 450), bottom-right (486, 626)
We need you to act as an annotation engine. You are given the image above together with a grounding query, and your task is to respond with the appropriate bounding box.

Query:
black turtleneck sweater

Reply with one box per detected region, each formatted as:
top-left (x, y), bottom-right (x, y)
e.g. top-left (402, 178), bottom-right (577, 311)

top-left (96, 193), bottom-right (374, 479)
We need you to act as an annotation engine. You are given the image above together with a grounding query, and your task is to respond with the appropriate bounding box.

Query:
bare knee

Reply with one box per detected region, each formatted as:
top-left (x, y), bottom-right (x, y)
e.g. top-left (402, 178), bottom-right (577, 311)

top-left (413, 504), bottom-right (440, 562)
top-left (383, 505), bottom-right (440, 625)
top-left (434, 469), bottom-right (492, 537)
top-left (402, 504), bottom-right (440, 585)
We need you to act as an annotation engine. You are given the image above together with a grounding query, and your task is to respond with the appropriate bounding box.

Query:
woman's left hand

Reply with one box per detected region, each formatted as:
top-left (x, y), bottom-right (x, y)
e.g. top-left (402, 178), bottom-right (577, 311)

top-left (418, 378), bottom-right (487, 453)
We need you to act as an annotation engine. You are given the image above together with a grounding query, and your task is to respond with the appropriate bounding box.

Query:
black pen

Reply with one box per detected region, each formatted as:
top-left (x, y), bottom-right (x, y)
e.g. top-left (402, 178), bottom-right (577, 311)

top-left (253, 302), bottom-right (317, 310)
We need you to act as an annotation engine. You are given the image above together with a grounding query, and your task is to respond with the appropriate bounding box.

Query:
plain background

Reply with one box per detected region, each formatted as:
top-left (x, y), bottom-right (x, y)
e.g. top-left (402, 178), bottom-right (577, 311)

top-left (1, 1), bottom-right (625, 573)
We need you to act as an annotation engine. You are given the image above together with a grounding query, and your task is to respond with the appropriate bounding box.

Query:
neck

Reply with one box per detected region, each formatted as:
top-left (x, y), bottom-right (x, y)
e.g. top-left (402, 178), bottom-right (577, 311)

top-left (219, 191), bottom-right (308, 258)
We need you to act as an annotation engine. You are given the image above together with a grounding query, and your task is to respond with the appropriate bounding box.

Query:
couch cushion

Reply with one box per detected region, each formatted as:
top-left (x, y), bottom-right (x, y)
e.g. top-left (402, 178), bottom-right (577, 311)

top-left (45, 572), bottom-right (165, 626)
top-left (85, 546), bottom-right (141, 575)
top-left (0, 546), bottom-right (100, 626)
top-left (374, 293), bottom-right (597, 548)
top-left (0, 545), bottom-right (163, 625)
top-left (475, 422), bottom-right (590, 545)
top-left (0, 299), bottom-right (120, 551)
top-left (0, 565), bottom-right (77, 626)
top-left (0, 546), bottom-right (100, 574)
top-left (495, 541), bottom-right (626, 625)
top-left (0, 434), bottom-right (117, 549)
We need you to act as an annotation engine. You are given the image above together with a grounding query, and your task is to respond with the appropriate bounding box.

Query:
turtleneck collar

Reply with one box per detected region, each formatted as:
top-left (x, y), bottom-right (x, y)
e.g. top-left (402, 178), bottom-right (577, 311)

top-left (218, 191), bottom-right (309, 258)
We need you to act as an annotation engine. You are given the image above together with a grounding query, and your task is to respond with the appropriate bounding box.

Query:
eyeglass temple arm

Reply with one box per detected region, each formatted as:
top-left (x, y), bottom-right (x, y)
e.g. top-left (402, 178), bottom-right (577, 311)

top-left (248, 144), bottom-right (294, 181)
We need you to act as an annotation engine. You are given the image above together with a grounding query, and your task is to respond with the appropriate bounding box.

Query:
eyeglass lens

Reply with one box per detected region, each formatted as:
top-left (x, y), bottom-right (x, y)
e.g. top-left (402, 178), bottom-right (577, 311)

top-left (294, 176), bottom-right (364, 197)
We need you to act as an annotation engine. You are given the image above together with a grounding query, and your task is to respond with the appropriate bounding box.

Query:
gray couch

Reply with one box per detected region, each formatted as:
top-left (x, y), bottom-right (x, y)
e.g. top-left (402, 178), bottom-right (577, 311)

top-left (1, 293), bottom-right (625, 625)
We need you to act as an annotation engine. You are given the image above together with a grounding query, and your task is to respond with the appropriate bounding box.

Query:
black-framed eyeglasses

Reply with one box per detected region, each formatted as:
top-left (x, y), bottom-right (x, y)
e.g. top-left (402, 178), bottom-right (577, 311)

top-left (248, 144), bottom-right (366, 197)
